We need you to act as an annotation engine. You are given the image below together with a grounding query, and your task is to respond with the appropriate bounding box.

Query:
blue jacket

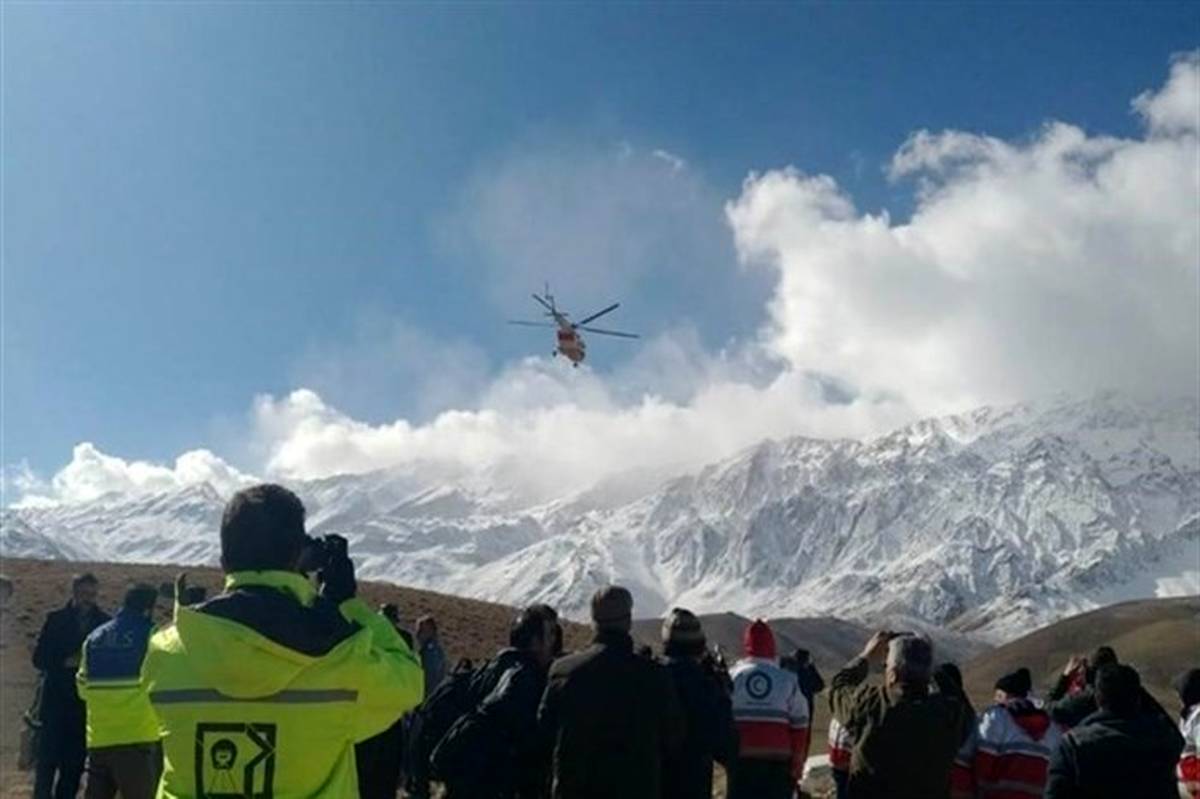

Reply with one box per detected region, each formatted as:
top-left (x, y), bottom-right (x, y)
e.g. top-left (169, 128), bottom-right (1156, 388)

top-left (77, 608), bottom-right (159, 747)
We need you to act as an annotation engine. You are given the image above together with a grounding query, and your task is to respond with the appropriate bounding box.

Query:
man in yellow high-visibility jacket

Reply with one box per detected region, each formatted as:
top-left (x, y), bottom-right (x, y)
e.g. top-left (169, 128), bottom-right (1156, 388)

top-left (142, 484), bottom-right (424, 798)
top-left (77, 583), bottom-right (162, 799)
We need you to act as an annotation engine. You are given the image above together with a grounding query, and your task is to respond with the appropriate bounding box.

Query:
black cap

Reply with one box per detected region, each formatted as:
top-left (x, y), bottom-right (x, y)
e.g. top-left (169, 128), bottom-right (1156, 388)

top-left (995, 667), bottom-right (1032, 697)
top-left (1175, 668), bottom-right (1200, 709)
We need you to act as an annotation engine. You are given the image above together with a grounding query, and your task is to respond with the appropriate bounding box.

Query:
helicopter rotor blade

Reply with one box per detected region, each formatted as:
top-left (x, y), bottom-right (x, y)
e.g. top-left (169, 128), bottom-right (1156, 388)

top-left (531, 293), bottom-right (555, 313)
top-left (508, 320), bottom-right (558, 328)
top-left (578, 325), bottom-right (639, 339)
top-left (575, 303), bottom-right (620, 327)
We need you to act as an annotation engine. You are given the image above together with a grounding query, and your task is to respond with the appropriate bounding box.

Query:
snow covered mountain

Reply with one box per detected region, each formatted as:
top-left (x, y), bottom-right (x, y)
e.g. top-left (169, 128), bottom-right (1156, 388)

top-left (4, 393), bottom-right (1197, 642)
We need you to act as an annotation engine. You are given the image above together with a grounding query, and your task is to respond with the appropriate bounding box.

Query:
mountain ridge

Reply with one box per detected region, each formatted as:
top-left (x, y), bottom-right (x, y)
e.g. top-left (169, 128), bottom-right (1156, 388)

top-left (4, 392), bottom-right (1197, 643)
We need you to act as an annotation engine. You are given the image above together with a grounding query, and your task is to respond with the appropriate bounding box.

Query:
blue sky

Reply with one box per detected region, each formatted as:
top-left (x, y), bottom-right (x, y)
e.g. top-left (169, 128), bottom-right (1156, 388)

top-left (4, 2), bottom-right (1198, 477)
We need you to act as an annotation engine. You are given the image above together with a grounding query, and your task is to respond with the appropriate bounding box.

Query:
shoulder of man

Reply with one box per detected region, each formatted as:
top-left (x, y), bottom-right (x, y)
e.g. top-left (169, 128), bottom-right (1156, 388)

top-left (194, 585), bottom-right (359, 657)
top-left (43, 604), bottom-right (72, 626)
top-left (843, 680), bottom-right (886, 719)
top-left (548, 643), bottom-right (602, 679)
top-left (84, 614), bottom-right (118, 639)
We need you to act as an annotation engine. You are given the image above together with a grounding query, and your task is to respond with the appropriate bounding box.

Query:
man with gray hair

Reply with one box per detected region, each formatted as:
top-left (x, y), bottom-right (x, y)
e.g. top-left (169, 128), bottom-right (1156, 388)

top-left (829, 631), bottom-right (972, 798)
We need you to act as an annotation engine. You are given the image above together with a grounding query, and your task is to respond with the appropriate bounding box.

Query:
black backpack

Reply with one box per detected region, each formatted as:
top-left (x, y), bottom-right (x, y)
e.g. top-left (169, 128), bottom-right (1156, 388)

top-left (429, 659), bottom-right (528, 788)
top-left (409, 664), bottom-right (481, 773)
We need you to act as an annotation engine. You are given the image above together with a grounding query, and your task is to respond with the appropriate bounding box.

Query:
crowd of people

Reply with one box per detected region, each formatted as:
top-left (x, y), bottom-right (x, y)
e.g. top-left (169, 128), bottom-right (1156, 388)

top-left (22, 482), bottom-right (1200, 799)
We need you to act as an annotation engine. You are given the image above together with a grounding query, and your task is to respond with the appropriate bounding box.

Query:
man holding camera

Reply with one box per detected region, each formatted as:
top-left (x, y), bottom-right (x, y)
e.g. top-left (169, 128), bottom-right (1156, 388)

top-left (142, 484), bottom-right (425, 798)
top-left (829, 630), bottom-right (972, 799)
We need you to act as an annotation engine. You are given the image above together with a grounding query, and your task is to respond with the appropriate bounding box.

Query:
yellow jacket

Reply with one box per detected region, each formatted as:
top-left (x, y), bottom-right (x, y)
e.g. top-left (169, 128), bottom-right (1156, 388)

top-left (143, 571), bottom-right (423, 798)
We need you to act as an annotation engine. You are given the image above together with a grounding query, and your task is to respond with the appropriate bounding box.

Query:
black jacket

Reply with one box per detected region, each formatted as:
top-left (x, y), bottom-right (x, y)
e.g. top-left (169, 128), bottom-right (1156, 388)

top-left (538, 630), bottom-right (685, 799)
top-left (434, 648), bottom-right (549, 799)
top-left (1045, 707), bottom-right (1184, 799)
top-left (32, 601), bottom-right (109, 727)
top-left (661, 655), bottom-right (737, 799)
top-left (794, 662), bottom-right (825, 711)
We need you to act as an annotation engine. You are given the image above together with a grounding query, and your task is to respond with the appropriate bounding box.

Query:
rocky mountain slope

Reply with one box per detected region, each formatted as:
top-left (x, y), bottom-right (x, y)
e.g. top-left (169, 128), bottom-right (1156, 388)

top-left (4, 393), bottom-right (1197, 642)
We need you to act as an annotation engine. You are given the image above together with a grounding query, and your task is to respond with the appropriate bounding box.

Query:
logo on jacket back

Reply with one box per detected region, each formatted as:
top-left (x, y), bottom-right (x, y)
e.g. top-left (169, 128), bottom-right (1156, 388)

top-left (86, 616), bottom-right (153, 680)
top-left (195, 723), bottom-right (276, 798)
top-left (746, 671), bottom-right (773, 700)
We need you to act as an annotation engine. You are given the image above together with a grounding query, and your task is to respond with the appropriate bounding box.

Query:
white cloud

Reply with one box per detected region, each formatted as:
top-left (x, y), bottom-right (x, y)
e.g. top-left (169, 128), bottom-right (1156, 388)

top-left (248, 371), bottom-right (910, 502)
top-left (11, 55), bottom-right (1199, 508)
top-left (12, 444), bottom-right (256, 506)
top-left (651, 148), bottom-right (687, 172)
top-left (730, 54), bottom-right (1199, 415)
top-left (1134, 52), bottom-right (1200, 136)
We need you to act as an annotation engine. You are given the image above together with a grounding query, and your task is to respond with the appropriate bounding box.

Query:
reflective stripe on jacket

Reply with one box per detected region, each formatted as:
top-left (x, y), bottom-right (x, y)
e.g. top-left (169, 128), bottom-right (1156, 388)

top-left (828, 716), bottom-right (853, 772)
top-left (729, 657), bottom-right (810, 777)
top-left (143, 570), bottom-right (424, 799)
top-left (1181, 705), bottom-right (1200, 799)
top-left (77, 609), bottom-right (160, 748)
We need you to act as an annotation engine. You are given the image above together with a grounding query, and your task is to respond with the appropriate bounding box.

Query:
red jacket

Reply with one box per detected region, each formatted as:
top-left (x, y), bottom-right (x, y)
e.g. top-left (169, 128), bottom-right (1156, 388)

top-left (953, 699), bottom-right (1063, 799)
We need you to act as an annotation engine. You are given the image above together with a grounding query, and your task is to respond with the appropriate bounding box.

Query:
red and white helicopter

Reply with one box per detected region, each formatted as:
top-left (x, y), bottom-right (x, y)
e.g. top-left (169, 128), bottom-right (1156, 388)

top-left (508, 287), bottom-right (639, 366)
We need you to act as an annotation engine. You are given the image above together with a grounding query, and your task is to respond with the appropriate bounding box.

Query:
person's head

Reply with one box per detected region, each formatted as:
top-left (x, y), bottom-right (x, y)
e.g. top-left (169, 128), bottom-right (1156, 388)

top-left (993, 667), bottom-right (1033, 702)
top-left (122, 583), bottom-right (159, 618)
top-left (1091, 646), bottom-right (1118, 668)
top-left (886, 634), bottom-right (934, 692)
top-left (219, 484), bottom-right (308, 574)
top-left (1175, 668), bottom-right (1200, 712)
top-left (71, 573), bottom-right (99, 609)
top-left (743, 619), bottom-right (777, 660)
top-left (590, 585), bottom-right (633, 634)
top-left (416, 616), bottom-right (438, 644)
top-left (661, 607), bottom-right (706, 660)
top-left (379, 603), bottom-right (401, 626)
top-left (528, 603), bottom-right (563, 656)
top-left (510, 606), bottom-right (557, 667)
top-left (933, 662), bottom-right (965, 697)
top-left (1086, 645), bottom-right (1118, 683)
top-left (1095, 664), bottom-right (1142, 717)
top-left (793, 648), bottom-right (811, 667)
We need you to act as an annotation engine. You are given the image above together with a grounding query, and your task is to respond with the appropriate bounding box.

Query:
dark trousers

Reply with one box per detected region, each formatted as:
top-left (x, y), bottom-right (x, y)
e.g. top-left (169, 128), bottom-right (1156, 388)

top-left (355, 717), bottom-right (405, 799)
top-left (84, 742), bottom-right (163, 799)
top-left (832, 769), bottom-right (849, 799)
top-left (34, 721), bottom-right (86, 799)
top-left (727, 757), bottom-right (795, 799)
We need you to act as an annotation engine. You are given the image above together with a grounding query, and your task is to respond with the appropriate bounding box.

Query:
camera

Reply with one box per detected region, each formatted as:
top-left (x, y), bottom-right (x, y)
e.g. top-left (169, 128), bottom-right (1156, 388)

top-left (297, 534), bottom-right (348, 575)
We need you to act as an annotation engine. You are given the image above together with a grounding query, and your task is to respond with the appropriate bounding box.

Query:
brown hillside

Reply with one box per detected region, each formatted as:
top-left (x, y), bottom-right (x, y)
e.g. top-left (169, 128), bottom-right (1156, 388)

top-left (962, 595), bottom-right (1200, 711)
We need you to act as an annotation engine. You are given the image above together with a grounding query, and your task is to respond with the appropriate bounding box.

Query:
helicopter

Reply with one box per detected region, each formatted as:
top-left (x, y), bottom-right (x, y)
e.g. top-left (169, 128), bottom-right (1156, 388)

top-left (508, 287), bottom-right (639, 366)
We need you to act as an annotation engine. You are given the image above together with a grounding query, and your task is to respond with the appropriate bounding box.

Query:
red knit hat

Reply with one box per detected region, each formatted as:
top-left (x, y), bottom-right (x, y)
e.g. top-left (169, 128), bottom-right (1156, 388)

top-left (743, 618), bottom-right (776, 658)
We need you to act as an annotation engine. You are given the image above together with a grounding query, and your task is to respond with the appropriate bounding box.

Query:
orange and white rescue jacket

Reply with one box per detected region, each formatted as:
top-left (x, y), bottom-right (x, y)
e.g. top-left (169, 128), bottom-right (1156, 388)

top-left (729, 620), bottom-right (809, 780)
